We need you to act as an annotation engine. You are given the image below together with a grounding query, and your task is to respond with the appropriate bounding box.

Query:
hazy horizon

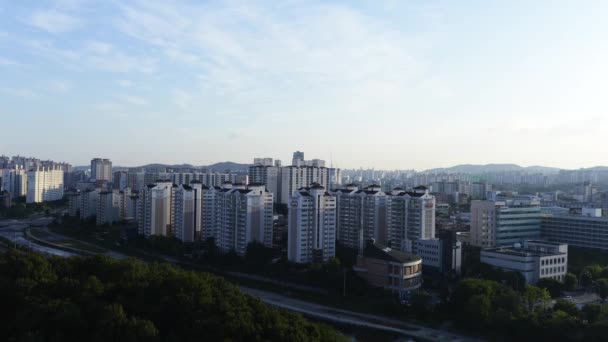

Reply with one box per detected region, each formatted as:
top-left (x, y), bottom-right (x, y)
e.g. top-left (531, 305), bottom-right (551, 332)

top-left (2, 1), bottom-right (607, 169)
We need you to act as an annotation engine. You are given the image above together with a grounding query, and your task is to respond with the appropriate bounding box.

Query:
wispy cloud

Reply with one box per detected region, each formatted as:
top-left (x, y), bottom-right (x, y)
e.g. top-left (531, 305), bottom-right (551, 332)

top-left (24, 9), bottom-right (82, 33)
top-left (0, 57), bottom-right (21, 67)
top-left (118, 94), bottom-right (148, 106)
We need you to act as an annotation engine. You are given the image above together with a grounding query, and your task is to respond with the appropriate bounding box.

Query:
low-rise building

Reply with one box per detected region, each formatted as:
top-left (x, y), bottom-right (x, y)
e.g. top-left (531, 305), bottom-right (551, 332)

top-left (480, 240), bottom-right (568, 284)
top-left (541, 210), bottom-right (608, 251)
top-left (355, 242), bottom-right (422, 298)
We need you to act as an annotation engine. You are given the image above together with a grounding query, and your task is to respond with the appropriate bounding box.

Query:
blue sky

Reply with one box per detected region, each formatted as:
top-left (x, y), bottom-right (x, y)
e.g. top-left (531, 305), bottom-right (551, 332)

top-left (1, 0), bottom-right (607, 169)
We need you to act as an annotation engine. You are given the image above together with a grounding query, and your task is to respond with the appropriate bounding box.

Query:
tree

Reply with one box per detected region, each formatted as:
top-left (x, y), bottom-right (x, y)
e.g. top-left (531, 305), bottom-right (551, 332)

top-left (564, 273), bottom-right (578, 291)
top-left (522, 285), bottom-right (551, 314)
top-left (581, 269), bottom-right (594, 289)
top-left (582, 304), bottom-right (602, 324)
top-left (597, 278), bottom-right (608, 301)
top-left (537, 278), bottom-right (563, 298)
top-left (554, 299), bottom-right (579, 317)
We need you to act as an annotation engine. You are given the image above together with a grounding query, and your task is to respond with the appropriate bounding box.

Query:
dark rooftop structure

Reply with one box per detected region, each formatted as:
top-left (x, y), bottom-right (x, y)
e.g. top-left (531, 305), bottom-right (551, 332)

top-left (362, 242), bottom-right (421, 264)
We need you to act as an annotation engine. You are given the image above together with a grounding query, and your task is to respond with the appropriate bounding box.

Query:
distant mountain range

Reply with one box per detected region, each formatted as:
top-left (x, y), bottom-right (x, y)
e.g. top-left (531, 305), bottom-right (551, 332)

top-left (74, 162), bottom-right (251, 172)
top-left (423, 164), bottom-right (608, 174)
top-left (73, 162), bottom-right (608, 174)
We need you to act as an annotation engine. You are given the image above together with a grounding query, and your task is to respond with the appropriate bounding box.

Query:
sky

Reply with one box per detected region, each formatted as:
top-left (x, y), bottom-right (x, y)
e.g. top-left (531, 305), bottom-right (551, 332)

top-left (1, 0), bottom-right (607, 170)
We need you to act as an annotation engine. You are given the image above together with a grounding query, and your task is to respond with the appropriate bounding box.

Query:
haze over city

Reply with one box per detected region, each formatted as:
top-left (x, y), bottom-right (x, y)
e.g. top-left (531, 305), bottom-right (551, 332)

top-left (2, 0), bottom-right (608, 169)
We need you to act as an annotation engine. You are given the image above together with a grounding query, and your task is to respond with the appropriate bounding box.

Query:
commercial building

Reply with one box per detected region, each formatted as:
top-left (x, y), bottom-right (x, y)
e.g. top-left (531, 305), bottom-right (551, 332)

top-left (354, 242), bottom-right (422, 298)
top-left (410, 237), bottom-right (462, 276)
top-left (26, 166), bottom-right (64, 203)
top-left (541, 209), bottom-right (608, 251)
top-left (481, 240), bottom-right (568, 284)
top-left (471, 196), bottom-right (541, 248)
top-left (288, 184), bottom-right (336, 263)
top-left (91, 158), bottom-right (112, 181)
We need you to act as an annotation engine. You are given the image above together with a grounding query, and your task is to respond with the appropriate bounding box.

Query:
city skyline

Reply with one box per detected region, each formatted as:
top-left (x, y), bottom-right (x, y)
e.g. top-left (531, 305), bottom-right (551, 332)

top-left (2, 1), bottom-right (608, 169)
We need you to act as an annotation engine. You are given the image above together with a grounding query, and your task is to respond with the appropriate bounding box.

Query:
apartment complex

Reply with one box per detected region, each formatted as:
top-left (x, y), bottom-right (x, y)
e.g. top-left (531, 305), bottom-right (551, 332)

top-left (471, 196), bottom-right (541, 248)
top-left (332, 184), bottom-right (387, 251)
top-left (91, 158), bottom-right (112, 181)
top-left (1, 167), bottom-right (27, 197)
top-left (26, 166), bottom-right (64, 203)
top-left (288, 184), bottom-right (336, 263)
top-left (386, 186), bottom-right (436, 251)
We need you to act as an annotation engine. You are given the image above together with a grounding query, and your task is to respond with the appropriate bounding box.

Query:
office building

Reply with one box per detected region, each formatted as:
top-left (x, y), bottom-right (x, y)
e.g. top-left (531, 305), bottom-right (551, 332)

top-left (26, 166), bottom-right (64, 203)
top-left (91, 158), bottom-right (112, 181)
top-left (481, 240), bottom-right (568, 284)
top-left (288, 184), bottom-right (336, 263)
top-left (354, 242), bottom-right (422, 298)
top-left (410, 238), bottom-right (462, 276)
top-left (541, 209), bottom-right (608, 251)
top-left (471, 196), bottom-right (541, 248)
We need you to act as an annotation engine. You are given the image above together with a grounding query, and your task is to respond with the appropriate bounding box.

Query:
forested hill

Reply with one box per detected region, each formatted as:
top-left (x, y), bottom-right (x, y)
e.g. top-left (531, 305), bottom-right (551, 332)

top-left (0, 251), bottom-right (345, 342)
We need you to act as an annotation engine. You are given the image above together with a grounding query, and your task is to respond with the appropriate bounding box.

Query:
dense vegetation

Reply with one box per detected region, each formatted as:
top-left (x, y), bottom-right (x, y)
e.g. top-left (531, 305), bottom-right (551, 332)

top-left (447, 278), bottom-right (608, 341)
top-left (0, 196), bottom-right (67, 219)
top-left (0, 250), bottom-right (346, 342)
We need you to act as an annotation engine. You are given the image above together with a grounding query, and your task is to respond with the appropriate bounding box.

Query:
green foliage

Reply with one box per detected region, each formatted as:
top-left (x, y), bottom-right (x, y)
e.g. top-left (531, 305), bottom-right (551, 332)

top-left (564, 273), bottom-right (578, 291)
top-left (0, 251), bottom-right (346, 342)
top-left (553, 299), bottom-right (579, 318)
top-left (536, 277), bottom-right (563, 298)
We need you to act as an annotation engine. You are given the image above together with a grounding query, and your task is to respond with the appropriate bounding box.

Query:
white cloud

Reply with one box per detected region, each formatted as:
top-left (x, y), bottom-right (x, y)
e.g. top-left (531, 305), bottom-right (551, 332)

top-left (25, 9), bottom-right (82, 33)
top-left (118, 79), bottom-right (133, 87)
top-left (0, 57), bottom-right (21, 67)
top-left (118, 94), bottom-right (148, 106)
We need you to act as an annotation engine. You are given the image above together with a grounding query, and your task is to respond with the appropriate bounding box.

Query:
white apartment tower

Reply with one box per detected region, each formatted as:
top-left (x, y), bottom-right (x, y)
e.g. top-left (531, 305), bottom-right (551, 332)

top-left (1, 167), bottom-right (28, 197)
top-left (280, 166), bottom-right (331, 205)
top-left (138, 181), bottom-right (173, 237)
top-left (90, 158), bottom-right (112, 181)
top-left (333, 184), bottom-right (388, 251)
top-left (288, 184), bottom-right (337, 263)
top-left (97, 190), bottom-right (121, 226)
top-left (386, 186), bottom-right (436, 251)
top-left (173, 183), bottom-right (203, 242)
top-left (249, 158), bottom-right (281, 202)
top-left (213, 183), bottom-right (274, 255)
top-left (26, 166), bottom-right (64, 203)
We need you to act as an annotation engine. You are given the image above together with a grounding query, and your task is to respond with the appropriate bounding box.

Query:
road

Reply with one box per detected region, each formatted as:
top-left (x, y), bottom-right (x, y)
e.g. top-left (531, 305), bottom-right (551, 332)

top-left (1, 217), bottom-right (481, 341)
top-left (241, 287), bottom-right (480, 342)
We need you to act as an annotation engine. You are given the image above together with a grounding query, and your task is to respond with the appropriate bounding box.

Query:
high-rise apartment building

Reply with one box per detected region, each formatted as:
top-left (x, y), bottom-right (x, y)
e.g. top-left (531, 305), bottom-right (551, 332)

top-left (212, 183), bottom-right (273, 255)
top-left (280, 165), bottom-right (331, 205)
top-left (113, 171), bottom-right (129, 190)
top-left (288, 184), bottom-right (336, 263)
top-left (26, 166), bottom-right (64, 203)
top-left (332, 184), bottom-right (387, 251)
top-left (292, 151), bottom-right (304, 166)
top-left (173, 183), bottom-right (203, 242)
top-left (138, 181), bottom-right (174, 237)
top-left (249, 158), bottom-right (281, 202)
top-left (1, 167), bottom-right (27, 197)
top-left (97, 190), bottom-right (121, 226)
top-left (80, 189), bottom-right (100, 220)
top-left (386, 186), bottom-right (436, 251)
top-left (470, 196), bottom-right (541, 248)
top-left (90, 158), bottom-right (112, 181)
